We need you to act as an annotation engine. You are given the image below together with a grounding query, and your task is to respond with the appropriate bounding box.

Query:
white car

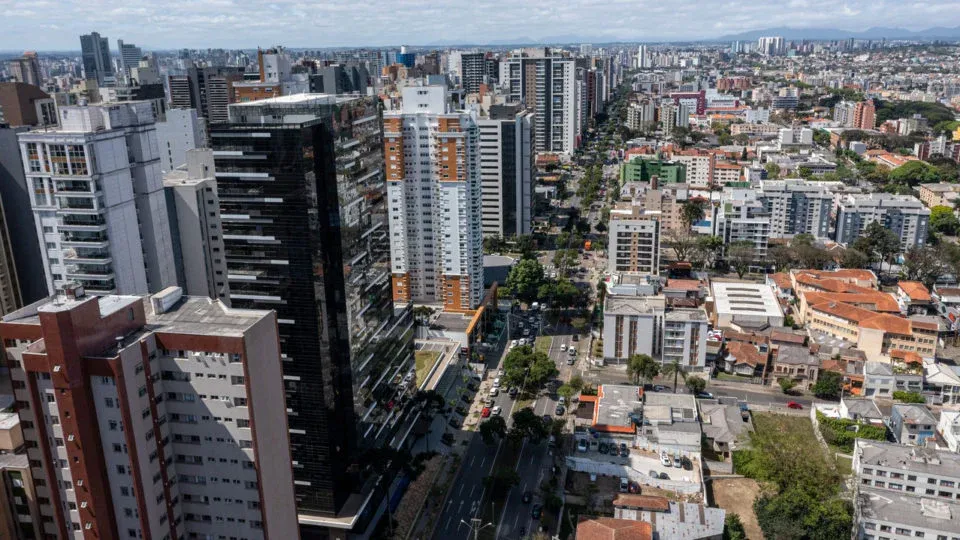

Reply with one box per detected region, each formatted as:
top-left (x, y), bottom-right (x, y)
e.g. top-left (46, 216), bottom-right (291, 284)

top-left (510, 339), bottom-right (518, 348)
top-left (491, 406), bottom-right (502, 416)
top-left (577, 439), bottom-right (588, 452)
top-left (560, 343), bottom-right (567, 352)
top-left (660, 452), bottom-right (672, 467)
top-left (568, 348), bottom-right (576, 357)
top-left (523, 329), bottom-right (530, 337)
top-left (492, 378), bottom-right (501, 389)
top-left (489, 387), bottom-right (499, 397)
top-left (558, 396), bottom-right (566, 406)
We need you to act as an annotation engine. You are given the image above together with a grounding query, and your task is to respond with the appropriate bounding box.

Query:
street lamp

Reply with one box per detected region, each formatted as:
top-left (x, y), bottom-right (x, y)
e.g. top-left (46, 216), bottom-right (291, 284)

top-left (460, 517), bottom-right (494, 540)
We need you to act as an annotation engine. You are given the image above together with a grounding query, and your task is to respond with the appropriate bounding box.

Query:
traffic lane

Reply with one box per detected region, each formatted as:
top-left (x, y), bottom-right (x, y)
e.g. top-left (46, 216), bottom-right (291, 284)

top-left (501, 440), bottom-right (551, 539)
top-left (708, 386), bottom-right (816, 409)
top-left (433, 436), bottom-right (498, 540)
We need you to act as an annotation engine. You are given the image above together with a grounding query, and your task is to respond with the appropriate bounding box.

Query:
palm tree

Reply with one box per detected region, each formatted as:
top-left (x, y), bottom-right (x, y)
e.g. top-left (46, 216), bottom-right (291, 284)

top-left (661, 359), bottom-right (688, 393)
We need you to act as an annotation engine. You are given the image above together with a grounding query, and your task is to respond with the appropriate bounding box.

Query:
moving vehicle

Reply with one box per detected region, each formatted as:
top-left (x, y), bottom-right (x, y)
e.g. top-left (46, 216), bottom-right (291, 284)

top-left (560, 343), bottom-right (567, 352)
top-left (787, 401), bottom-right (803, 409)
top-left (522, 491), bottom-right (533, 503)
top-left (531, 504), bottom-right (543, 519)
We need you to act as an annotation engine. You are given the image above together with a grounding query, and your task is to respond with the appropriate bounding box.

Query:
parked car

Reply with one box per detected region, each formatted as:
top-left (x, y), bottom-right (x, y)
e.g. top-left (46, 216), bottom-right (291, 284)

top-left (489, 387), bottom-right (499, 397)
top-left (659, 472), bottom-right (670, 480)
top-left (598, 443), bottom-right (609, 454)
top-left (460, 394), bottom-right (471, 403)
top-left (649, 469), bottom-right (659, 478)
top-left (653, 385), bottom-right (669, 392)
top-left (619, 477), bottom-right (629, 492)
top-left (522, 491), bottom-right (533, 503)
top-left (484, 397), bottom-right (495, 407)
top-left (558, 397), bottom-right (566, 406)
top-left (448, 418), bottom-right (460, 428)
top-left (567, 356), bottom-right (576, 365)
top-left (481, 407), bottom-right (491, 418)
top-left (455, 406), bottom-right (467, 416)
top-left (577, 439), bottom-right (588, 452)
top-left (787, 401), bottom-right (803, 410)
top-left (660, 452), bottom-right (672, 467)
top-left (695, 392), bottom-right (714, 399)
top-left (531, 504), bottom-right (543, 519)
top-left (492, 378), bottom-right (501, 389)
top-left (542, 414), bottom-right (552, 424)
top-left (555, 405), bottom-right (565, 416)
top-left (572, 334), bottom-right (579, 342)
top-left (467, 382), bottom-right (479, 392)
top-left (560, 343), bottom-right (567, 352)
top-left (491, 406), bottom-right (502, 416)
top-left (619, 443), bottom-right (628, 457)
top-left (509, 387), bottom-right (519, 398)
top-left (673, 455), bottom-right (681, 468)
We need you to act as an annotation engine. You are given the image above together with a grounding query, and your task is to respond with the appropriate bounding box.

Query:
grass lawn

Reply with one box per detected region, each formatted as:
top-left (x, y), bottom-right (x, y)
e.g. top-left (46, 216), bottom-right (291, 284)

top-left (535, 336), bottom-right (553, 355)
top-left (415, 350), bottom-right (442, 387)
top-left (836, 454), bottom-right (853, 475)
top-left (715, 372), bottom-right (754, 382)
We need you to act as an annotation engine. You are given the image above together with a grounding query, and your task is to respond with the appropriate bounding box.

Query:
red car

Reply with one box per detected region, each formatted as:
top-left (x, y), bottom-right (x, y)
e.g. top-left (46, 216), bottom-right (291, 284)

top-left (481, 407), bottom-right (491, 418)
top-left (786, 401), bottom-right (803, 410)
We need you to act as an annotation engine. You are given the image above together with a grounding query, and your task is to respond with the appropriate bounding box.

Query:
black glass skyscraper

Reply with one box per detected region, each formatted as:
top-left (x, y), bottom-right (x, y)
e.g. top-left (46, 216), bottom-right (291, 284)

top-left (209, 95), bottom-right (415, 532)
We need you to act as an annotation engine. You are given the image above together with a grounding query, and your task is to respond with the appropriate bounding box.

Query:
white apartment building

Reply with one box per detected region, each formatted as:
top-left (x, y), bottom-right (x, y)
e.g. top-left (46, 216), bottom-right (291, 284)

top-left (163, 149), bottom-right (229, 303)
top-left (854, 440), bottom-right (960, 540)
top-left (18, 102), bottom-right (177, 296)
top-left (714, 191), bottom-right (772, 262)
top-left (476, 104), bottom-right (534, 238)
top-left (938, 411), bottom-right (960, 453)
top-left (778, 127), bottom-right (813, 148)
top-left (757, 179), bottom-right (834, 239)
top-left (502, 48), bottom-right (578, 154)
top-left (835, 193), bottom-right (930, 250)
top-left (602, 295), bottom-right (666, 363)
top-left (608, 206), bottom-right (661, 276)
top-left (385, 86), bottom-right (484, 312)
top-left (156, 107), bottom-right (206, 173)
top-left (626, 99), bottom-right (656, 132)
top-left (670, 151), bottom-right (714, 187)
top-left (662, 309), bottom-right (709, 372)
top-left (1, 285), bottom-right (298, 539)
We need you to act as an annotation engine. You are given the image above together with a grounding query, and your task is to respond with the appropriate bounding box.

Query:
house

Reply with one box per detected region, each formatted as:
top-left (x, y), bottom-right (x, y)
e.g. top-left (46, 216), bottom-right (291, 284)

top-left (898, 281), bottom-right (933, 315)
top-left (721, 341), bottom-right (767, 378)
top-left (863, 361), bottom-right (924, 398)
top-left (767, 272), bottom-right (794, 299)
top-left (937, 411), bottom-right (960, 452)
top-left (612, 495), bottom-right (725, 540)
top-left (699, 397), bottom-right (753, 458)
top-left (637, 393), bottom-right (701, 456)
top-left (576, 517), bottom-right (653, 540)
top-left (890, 404), bottom-right (938, 446)
top-left (922, 357), bottom-right (960, 406)
top-left (933, 286), bottom-right (960, 330)
top-left (769, 345), bottom-right (819, 390)
top-left (839, 397), bottom-right (885, 426)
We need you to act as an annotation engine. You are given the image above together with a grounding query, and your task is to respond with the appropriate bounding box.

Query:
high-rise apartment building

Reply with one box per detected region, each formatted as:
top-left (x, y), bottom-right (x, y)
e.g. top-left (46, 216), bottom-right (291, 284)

top-left (715, 191), bottom-right (772, 262)
top-left (835, 193), bottom-right (930, 250)
top-left (209, 94), bottom-right (416, 530)
top-left (79, 32), bottom-right (114, 86)
top-left (17, 101), bottom-right (177, 296)
top-left (385, 86), bottom-right (484, 311)
top-left (607, 206), bottom-right (661, 276)
top-left (167, 66), bottom-right (245, 123)
top-left (626, 99), bottom-right (656, 132)
top-left (854, 99), bottom-right (876, 130)
top-left (0, 82), bottom-right (57, 128)
top-left (477, 104), bottom-right (534, 238)
top-left (460, 52), bottom-right (486, 94)
top-left (7, 52), bottom-right (41, 87)
top-left (757, 179), bottom-right (833, 239)
top-left (116, 40), bottom-right (143, 80)
top-left (502, 48), bottom-right (578, 154)
top-left (1, 285), bottom-right (299, 539)
top-left (163, 149), bottom-right (229, 302)
top-left (757, 36), bottom-right (785, 56)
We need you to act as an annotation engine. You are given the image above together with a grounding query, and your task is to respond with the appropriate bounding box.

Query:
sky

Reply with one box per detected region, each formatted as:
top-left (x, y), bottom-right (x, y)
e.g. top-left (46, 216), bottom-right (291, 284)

top-left (4, 0), bottom-right (960, 50)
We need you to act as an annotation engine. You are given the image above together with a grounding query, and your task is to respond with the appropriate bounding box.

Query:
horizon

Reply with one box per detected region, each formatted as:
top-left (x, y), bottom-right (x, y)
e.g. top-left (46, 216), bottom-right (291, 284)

top-left (5, 0), bottom-right (960, 50)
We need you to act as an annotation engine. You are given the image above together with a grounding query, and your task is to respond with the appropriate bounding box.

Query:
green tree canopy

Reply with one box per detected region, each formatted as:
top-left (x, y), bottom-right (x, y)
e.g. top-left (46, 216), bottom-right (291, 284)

top-left (626, 354), bottom-right (659, 386)
top-left (686, 375), bottom-right (707, 395)
top-left (504, 259), bottom-right (546, 303)
top-left (502, 345), bottom-right (559, 391)
top-left (930, 205), bottom-right (960, 236)
top-left (888, 160), bottom-right (942, 187)
top-left (726, 241), bottom-right (756, 279)
top-left (812, 371), bottom-right (843, 400)
top-left (479, 416), bottom-right (507, 445)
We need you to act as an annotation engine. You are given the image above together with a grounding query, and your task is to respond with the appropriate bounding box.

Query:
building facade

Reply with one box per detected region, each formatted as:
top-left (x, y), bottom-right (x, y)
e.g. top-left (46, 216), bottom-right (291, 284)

top-left (385, 86), bottom-right (484, 312)
top-left (477, 104), bottom-right (534, 238)
top-left (18, 102), bottom-right (177, 296)
top-left (835, 194), bottom-right (930, 250)
top-left (210, 94), bottom-right (416, 529)
top-left (501, 48), bottom-right (577, 154)
top-left (156, 107), bottom-right (206, 173)
top-left (1, 285), bottom-right (299, 539)
top-left (607, 207), bottom-right (661, 276)
top-left (757, 179), bottom-right (833, 240)
top-left (167, 66), bottom-right (245, 124)
top-left (79, 32), bottom-right (113, 85)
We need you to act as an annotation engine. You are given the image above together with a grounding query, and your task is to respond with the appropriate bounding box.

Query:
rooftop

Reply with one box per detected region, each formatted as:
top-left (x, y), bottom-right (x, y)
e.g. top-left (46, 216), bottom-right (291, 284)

top-left (892, 404), bottom-right (938, 425)
top-left (856, 440), bottom-right (960, 478)
top-left (576, 517), bottom-right (653, 540)
top-left (615, 502), bottom-right (725, 540)
top-left (775, 345), bottom-right (817, 366)
top-left (594, 385), bottom-right (643, 433)
top-left (899, 281), bottom-right (932, 303)
top-left (604, 295), bottom-right (666, 317)
top-left (229, 93), bottom-right (355, 107)
top-left (711, 282), bottom-right (783, 319)
top-left (859, 487), bottom-right (960, 534)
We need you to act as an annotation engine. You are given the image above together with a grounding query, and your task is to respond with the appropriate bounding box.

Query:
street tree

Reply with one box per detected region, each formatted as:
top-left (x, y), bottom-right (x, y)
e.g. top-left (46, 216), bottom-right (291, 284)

top-left (662, 359), bottom-right (687, 393)
top-left (841, 247), bottom-right (871, 269)
top-left (901, 245), bottom-right (947, 288)
top-left (667, 229), bottom-right (699, 263)
top-left (509, 407), bottom-right (549, 442)
top-left (812, 371), bottom-right (843, 400)
top-left (686, 375), bottom-right (707, 395)
top-left (681, 199), bottom-right (708, 228)
top-left (557, 384), bottom-right (576, 401)
top-left (930, 205), bottom-right (960, 236)
top-left (769, 245), bottom-right (796, 272)
top-left (479, 416), bottom-right (507, 445)
top-left (779, 378), bottom-right (798, 394)
top-left (626, 354), bottom-right (659, 386)
top-left (569, 375), bottom-right (585, 392)
top-left (726, 241), bottom-right (756, 279)
top-left (865, 221), bottom-right (901, 274)
top-left (504, 259), bottom-right (546, 303)
top-left (502, 345), bottom-right (558, 391)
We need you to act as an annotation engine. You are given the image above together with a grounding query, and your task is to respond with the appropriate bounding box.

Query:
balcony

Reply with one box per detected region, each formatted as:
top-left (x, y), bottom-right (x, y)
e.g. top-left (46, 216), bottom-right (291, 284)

top-left (58, 216), bottom-right (107, 232)
top-left (65, 266), bottom-right (115, 281)
top-left (60, 233), bottom-right (109, 249)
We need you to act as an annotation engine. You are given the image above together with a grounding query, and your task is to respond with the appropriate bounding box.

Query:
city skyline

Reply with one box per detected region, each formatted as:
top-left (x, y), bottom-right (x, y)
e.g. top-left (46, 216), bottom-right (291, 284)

top-left (5, 0), bottom-right (960, 50)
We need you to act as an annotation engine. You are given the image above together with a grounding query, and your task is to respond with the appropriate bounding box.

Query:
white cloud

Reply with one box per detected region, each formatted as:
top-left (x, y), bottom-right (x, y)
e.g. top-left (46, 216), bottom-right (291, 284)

top-left (3, 0), bottom-right (960, 50)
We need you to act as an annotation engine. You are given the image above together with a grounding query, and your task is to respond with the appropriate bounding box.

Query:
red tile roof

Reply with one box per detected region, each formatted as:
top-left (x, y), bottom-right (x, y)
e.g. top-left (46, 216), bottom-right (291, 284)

top-left (576, 518), bottom-right (653, 540)
top-left (612, 494), bottom-right (671, 512)
top-left (770, 272), bottom-right (792, 291)
top-left (725, 341), bottom-right (767, 367)
top-left (898, 281), bottom-right (932, 303)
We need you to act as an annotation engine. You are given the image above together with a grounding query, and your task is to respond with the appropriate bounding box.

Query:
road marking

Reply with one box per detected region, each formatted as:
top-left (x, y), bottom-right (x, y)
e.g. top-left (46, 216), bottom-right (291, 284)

top-left (468, 456), bottom-right (475, 468)
top-left (445, 517), bottom-right (451, 530)
top-left (480, 457), bottom-right (486, 469)
top-left (469, 485), bottom-right (476, 498)
top-left (458, 484), bottom-right (464, 496)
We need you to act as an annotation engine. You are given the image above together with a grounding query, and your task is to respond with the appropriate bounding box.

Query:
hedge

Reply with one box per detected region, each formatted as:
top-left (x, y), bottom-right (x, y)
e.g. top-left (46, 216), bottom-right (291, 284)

top-left (816, 411), bottom-right (887, 453)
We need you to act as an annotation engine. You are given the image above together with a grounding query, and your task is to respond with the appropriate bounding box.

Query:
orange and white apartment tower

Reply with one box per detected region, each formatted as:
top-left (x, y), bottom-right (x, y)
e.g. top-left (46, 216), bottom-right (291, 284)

top-left (0, 284), bottom-right (298, 540)
top-left (385, 86), bottom-right (483, 313)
